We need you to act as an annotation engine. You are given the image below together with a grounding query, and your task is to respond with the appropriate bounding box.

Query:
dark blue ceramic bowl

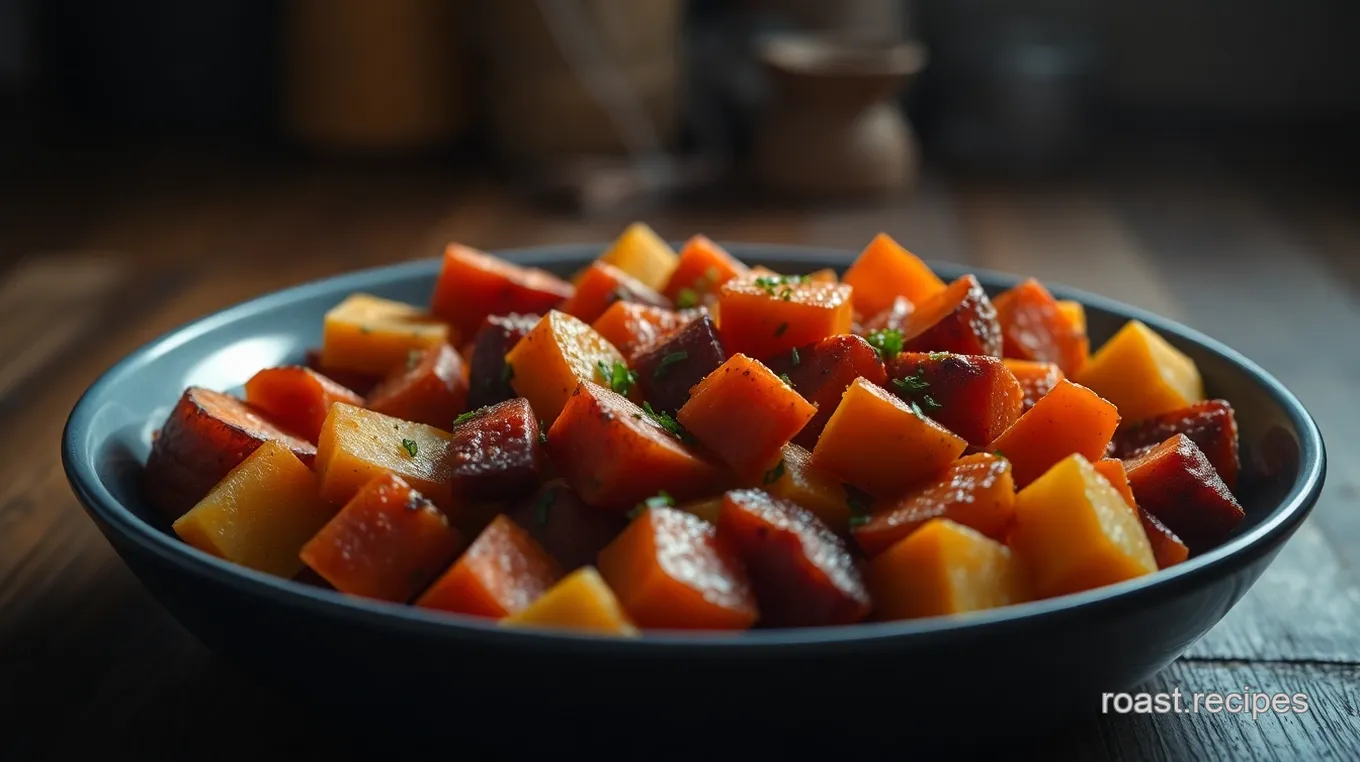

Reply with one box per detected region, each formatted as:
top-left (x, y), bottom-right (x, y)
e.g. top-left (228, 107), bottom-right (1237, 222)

top-left (63, 245), bottom-right (1324, 747)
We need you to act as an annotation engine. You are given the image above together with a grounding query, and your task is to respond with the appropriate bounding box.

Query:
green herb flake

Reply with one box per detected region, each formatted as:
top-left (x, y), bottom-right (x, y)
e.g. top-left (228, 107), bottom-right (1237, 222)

top-left (675, 288), bottom-right (700, 309)
top-left (993, 450), bottom-right (1006, 460)
top-left (866, 328), bottom-right (904, 359)
top-left (774, 322), bottom-right (789, 337)
top-left (629, 490), bottom-right (676, 520)
top-left (921, 394), bottom-right (943, 411)
top-left (892, 369), bottom-right (930, 393)
top-left (538, 419), bottom-right (548, 444)
top-left (654, 351), bottom-right (689, 379)
top-left (453, 407), bottom-right (484, 427)
top-left (533, 487), bottom-right (556, 525)
top-left (501, 362), bottom-right (514, 384)
top-left (845, 485), bottom-right (872, 526)
top-left (779, 287), bottom-right (792, 301)
top-left (927, 351), bottom-right (950, 360)
top-left (401, 438), bottom-right (419, 457)
top-left (359, 325), bottom-right (372, 335)
top-left (704, 266), bottom-right (721, 283)
top-left (790, 347), bottom-right (800, 366)
top-left (848, 514), bottom-right (871, 528)
top-left (763, 458), bottom-right (786, 486)
top-left (406, 348), bottom-right (423, 371)
top-left (597, 360), bottom-right (639, 396)
top-left (643, 401), bottom-right (695, 443)
top-left (778, 373), bottom-right (793, 386)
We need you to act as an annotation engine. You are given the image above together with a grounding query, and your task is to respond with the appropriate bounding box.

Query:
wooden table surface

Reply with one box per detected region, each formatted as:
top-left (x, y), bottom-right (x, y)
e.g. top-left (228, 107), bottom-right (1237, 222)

top-left (3, 137), bottom-right (1359, 759)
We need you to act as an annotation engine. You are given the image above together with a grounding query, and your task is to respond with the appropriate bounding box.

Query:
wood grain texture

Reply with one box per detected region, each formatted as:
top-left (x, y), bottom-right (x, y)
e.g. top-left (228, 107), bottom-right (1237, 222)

top-left (3, 144), bottom-right (1358, 760)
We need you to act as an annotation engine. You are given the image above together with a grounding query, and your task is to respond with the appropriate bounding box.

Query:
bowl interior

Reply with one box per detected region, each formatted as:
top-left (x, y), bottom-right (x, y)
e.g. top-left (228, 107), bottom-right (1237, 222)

top-left (66, 244), bottom-right (1322, 645)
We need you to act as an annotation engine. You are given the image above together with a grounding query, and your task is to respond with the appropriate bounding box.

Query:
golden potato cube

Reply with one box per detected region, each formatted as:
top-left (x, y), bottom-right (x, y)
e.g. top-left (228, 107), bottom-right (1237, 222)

top-left (505, 310), bottom-right (628, 424)
top-left (501, 566), bottom-right (639, 636)
top-left (1076, 320), bottom-right (1203, 422)
top-left (599, 222), bottom-right (678, 292)
top-left (315, 402), bottom-right (458, 512)
top-left (865, 518), bottom-right (1029, 620)
top-left (321, 293), bottom-right (450, 377)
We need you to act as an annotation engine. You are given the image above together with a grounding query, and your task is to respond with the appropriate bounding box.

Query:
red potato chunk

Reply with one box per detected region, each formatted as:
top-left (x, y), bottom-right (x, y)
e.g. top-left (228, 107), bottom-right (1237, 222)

top-left (631, 315), bottom-right (728, 414)
top-left (365, 342), bottom-right (470, 429)
top-left (901, 274), bottom-right (1003, 358)
top-left (466, 313), bottom-right (539, 411)
top-left (1113, 399), bottom-right (1240, 490)
top-left (885, 352), bottom-right (1023, 447)
top-left (445, 397), bottom-right (545, 503)
top-left (1123, 433), bottom-right (1245, 554)
top-left (506, 479), bottom-right (629, 571)
top-left (764, 334), bottom-right (888, 449)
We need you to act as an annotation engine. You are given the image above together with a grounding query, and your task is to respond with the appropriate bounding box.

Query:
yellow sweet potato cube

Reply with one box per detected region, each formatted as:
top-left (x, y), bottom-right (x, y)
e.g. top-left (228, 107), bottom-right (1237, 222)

top-left (172, 440), bottom-right (337, 578)
top-left (1076, 320), bottom-right (1203, 422)
top-left (1009, 453), bottom-right (1157, 599)
top-left (865, 518), bottom-right (1030, 620)
top-left (315, 402), bottom-right (458, 512)
top-left (599, 222), bottom-right (678, 292)
top-left (321, 293), bottom-right (450, 377)
top-left (501, 566), bottom-right (639, 636)
top-left (1056, 300), bottom-right (1086, 333)
top-left (505, 310), bottom-right (629, 424)
top-left (761, 443), bottom-right (852, 534)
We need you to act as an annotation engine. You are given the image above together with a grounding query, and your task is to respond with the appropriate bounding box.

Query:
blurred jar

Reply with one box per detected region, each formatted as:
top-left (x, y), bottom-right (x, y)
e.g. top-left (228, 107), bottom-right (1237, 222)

top-left (282, 0), bottom-right (473, 152)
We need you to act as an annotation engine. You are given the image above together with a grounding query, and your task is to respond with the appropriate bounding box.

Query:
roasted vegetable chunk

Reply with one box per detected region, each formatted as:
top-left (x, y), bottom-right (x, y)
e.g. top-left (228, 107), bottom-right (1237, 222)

top-left (765, 334), bottom-right (887, 449)
top-left (314, 402), bottom-right (458, 511)
top-left (300, 473), bottom-right (464, 602)
top-left (885, 352), bottom-right (1022, 447)
top-left (431, 243), bottom-right (573, 337)
top-left (417, 514), bottom-right (562, 618)
top-left (632, 314), bottom-right (727, 414)
top-left (811, 377), bottom-right (967, 497)
top-left (717, 489), bottom-right (870, 627)
top-left (676, 353), bottom-right (817, 476)
top-left (145, 386), bottom-right (317, 520)
top-left (842, 233), bottom-right (945, 317)
top-left (716, 274), bottom-right (854, 359)
top-left (505, 310), bottom-right (630, 424)
top-left (507, 479), bottom-right (628, 571)
top-left (662, 235), bottom-right (749, 307)
top-left (546, 382), bottom-right (725, 512)
top-left (853, 453), bottom-right (1015, 557)
top-left (1123, 434), bottom-right (1244, 554)
top-left (1076, 320), bottom-right (1203, 422)
top-left (443, 397), bottom-right (544, 502)
top-left (304, 348), bottom-right (381, 397)
top-left (172, 440), bottom-right (337, 578)
top-left (597, 505), bottom-right (758, 630)
top-left (598, 221), bottom-right (678, 292)
top-left (322, 293), bottom-right (450, 377)
top-left (591, 301), bottom-right (696, 362)
top-left (1009, 454), bottom-right (1156, 599)
top-left (988, 379), bottom-right (1120, 488)
top-left (1113, 399), bottom-right (1239, 490)
top-left (559, 261), bottom-right (670, 325)
top-left (866, 519), bottom-right (1029, 620)
top-left (502, 566), bottom-right (638, 635)
top-left (1139, 509), bottom-right (1191, 569)
top-left (1092, 457), bottom-right (1139, 511)
top-left (760, 443), bottom-right (852, 535)
top-left (244, 366), bottom-right (365, 443)
top-left (861, 295), bottom-right (913, 334)
top-left (365, 342), bottom-right (470, 429)
top-left (1002, 358), bottom-right (1064, 412)
top-left (901, 274), bottom-right (1003, 358)
top-left (993, 278), bottom-right (1088, 376)
top-left (466, 312), bottom-right (538, 410)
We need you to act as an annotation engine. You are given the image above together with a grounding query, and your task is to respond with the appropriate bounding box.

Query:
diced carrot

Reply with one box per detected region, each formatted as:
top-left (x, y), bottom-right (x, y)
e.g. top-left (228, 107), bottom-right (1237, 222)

top-left (853, 453), bottom-right (1015, 557)
top-left (172, 441), bottom-right (337, 578)
top-left (987, 379), bottom-right (1120, 488)
top-left (842, 233), bottom-right (946, 317)
top-left (598, 222), bottom-right (679, 291)
top-left (716, 274), bottom-right (853, 359)
top-left (507, 479), bottom-right (628, 570)
top-left (810, 377), bottom-right (967, 497)
top-left (299, 473), bottom-right (464, 602)
top-left (1113, 399), bottom-right (1239, 490)
top-left (558, 261), bottom-right (670, 325)
top-left (430, 243), bottom-right (573, 337)
top-left (717, 489), bottom-right (870, 627)
top-left (322, 293), bottom-right (451, 377)
top-left (1139, 509), bottom-right (1191, 569)
top-left (305, 348), bottom-right (381, 397)
top-left (546, 382), bottom-right (726, 512)
top-left (676, 353), bottom-right (817, 475)
top-left (901, 274), bottom-right (1003, 357)
top-left (416, 514), bottom-right (562, 618)
top-left (885, 352), bottom-right (1023, 447)
top-left (662, 235), bottom-right (749, 306)
top-left (632, 315), bottom-right (728, 414)
top-left (597, 505), bottom-right (758, 630)
top-left (1002, 358), bottom-right (1065, 412)
top-left (806, 268), bottom-right (838, 283)
top-left (444, 397), bottom-right (544, 502)
top-left (1122, 434), bottom-right (1244, 553)
top-left (675, 496), bottom-right (725, 524)
top-left (504, 310), bottom-right (629, 424)
top-left (865, 518), bottom-right (1030, 620)
top-left (765, 334), bottom-right (887, 448)
top-left (144, 387), bottom-right (317, 520)
top-left (501, 566), bottom-right (639, 636)
top-left (1009, 454), bottom-right (1156, 599)
top-left (365, 342), bottom-right (469, 429)
top-left (993, 278), bottom-right (1089, 376)
top-left (760, 443), bottom-right (852, 534)
top-left (591, 301), bottom-right (696, 362)
top-left (861, 295), bottom-right (913, 334)
top-left (1092, 457), bottom-right (1138, 513)
top-left (466, 312), bottom-right (539, 410)
top-left (1076, 320), bottom-right (1203, 422)
top-left (314, 402), bottom-right (459, 512)
top-left (244, 366), bottom-right (365, 443)
top-left (1056, 299), bottom-right (1087, 333)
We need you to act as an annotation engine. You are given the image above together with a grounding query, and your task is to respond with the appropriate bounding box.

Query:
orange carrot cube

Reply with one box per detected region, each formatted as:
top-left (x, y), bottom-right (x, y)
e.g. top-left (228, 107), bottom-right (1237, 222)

top-left (716, 274), bottom-right (853, 359)
top-left (988, 379), bottom-right (1120, 488)
top-left (662, 235), bottom-right (750, 307)
top-left (416, 514), bottom-right (562, 618)
top-left (430, 243), bottom-right (573, 337)
top-left (842, 233), bottom-right (946, 317)
top-left (853, 453), bottom-right (1015, 557)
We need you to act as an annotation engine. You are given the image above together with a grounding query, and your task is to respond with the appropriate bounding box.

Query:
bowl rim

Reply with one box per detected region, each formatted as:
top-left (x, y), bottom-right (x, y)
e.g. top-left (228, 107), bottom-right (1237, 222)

top-left (62, 243), bottom-right (1326, 653)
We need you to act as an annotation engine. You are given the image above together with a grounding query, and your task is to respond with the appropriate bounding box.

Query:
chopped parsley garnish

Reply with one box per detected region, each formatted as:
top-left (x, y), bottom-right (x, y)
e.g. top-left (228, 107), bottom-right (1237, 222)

top-left (993, 449), bottom-right (1006, 460)
top-left (774, 322), bottom-right (789, 337)
top-left (406, 348), bottom-right (422, 371)
top-left (753, 273), bottom-right (809, 296)
top-left (778, 373), bottom-right (793, 386)
top-left (501, 362), bottom-right (514, 384)
top-left (643, 401), bottom-right (695, 443)
top-left (763, 458), bottom-right (786, 485)
top-left (400, 438), bottom-right (419, 457)
top-left (453, 407), bottom-right (484, 427)
top-left (654, 351), bottom-right (689, 378)
top-left (704, 266), bottom-right (721, 282)
top-left (675, 288), bottom-right (700, 309)
top-left (533, 487), bottom-right (556, 525)
top-left (845, 485), bottom-right (872, 527)
top-left (628, 490), bottom-right (675, 519)
top-left (778, 287), bottom-right (793, 301)
top-left (891, 367), bottom-right (943, 415)
top-left (597, 360), bottom-right (638, 396)
top-left (790, 347), bottom-right (800, 366)
top-left (538, 419), bottom-right (548, 444)
top-left (866, 328), bottom-right (904, 359)
top-left (928, 351), bottom-right (950, 360)
top-left (893, 369), bottom-right (930, 393)
top-left (920, 394), bottom-right (942, 411)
